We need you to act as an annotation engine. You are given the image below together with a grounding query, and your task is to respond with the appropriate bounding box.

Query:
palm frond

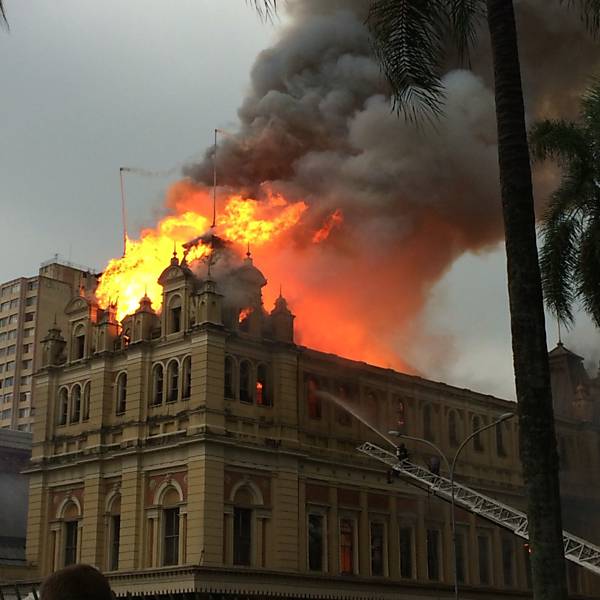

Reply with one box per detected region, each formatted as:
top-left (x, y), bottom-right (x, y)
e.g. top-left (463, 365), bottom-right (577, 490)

top-left (539, 213), bottom-right (580, 326)
top-left (367, 0), bottom-right (451, 122)
top-left (0, 0), bottom-right (8, 29)
top-left (529, 119), bottom-right (589, 167)
top-left (559, 1), bottom-right (600, 38)
top-left (449, 0), bottom-right (485, 64)
top-left (577, 210), bottom-right (600, 326)
top-left (580, 79), bottom-right (600, 149)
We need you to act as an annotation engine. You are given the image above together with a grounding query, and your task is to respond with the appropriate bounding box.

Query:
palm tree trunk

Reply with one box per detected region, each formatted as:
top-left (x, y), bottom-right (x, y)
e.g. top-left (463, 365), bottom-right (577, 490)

top-left (486, 1), bottom-right (567, 598)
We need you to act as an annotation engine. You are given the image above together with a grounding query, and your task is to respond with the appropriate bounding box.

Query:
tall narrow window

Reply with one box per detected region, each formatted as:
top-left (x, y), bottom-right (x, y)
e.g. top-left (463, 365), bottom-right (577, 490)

top-left (58, 388), bottom-right (69, 425)
top-left (116, 373), bottom-right (127, 415)
top-left (307, 378), bottom-right (321, 419)
top-left (182, 357), bottom-right (191, 400)
top-left (473, 416), bottom-right (484, 452)
top-left (455, 530), bottom-right (466, 584)
top-left (496, 422), bottom-right (506, 457)
top-left (70, 385), bottom-right (81, 423)
top-left (336, 385), bottom-right (352, 426)
top-left (449, 410), bottom-right (459, 447)
top-left (163, 507), bottom-right (180, 566)
top-left (82, 383), bottom-right (90, 421)
top-left (478, 534), bottom-right (491, 585)
top-left (256, 364), bottom-right (270, 406)
top-left (339, 519), bottom-right (354, 574)
top-left (308, 514), bottom-right (324, 571)
top-left (399, 527), bottom-right (413, 578)
top-left (423, 405), bottom-right (434, 441)
top-left (64, 521), bottom-right (78, 566)
top-left (74, 325), bottom-right (85, 360)
top-left (110, 515), bottom-right (121, 571)
top-left (168, 296), bottom-right (182, 334)
top-left (426, 529), bottom-right (440, 581)
top-left (152, 364), bottom-right (164, 405)
top-left (239, 361), bottom-right (252, 403)
top-left (370, 522), bottom-right (385, 576)
top-left (501, 537), bottom-right (514, 587)
top-left (365, 392), bottom-right (378, 426)
top-left (224, 356), bottom-right (235, 399)
top-left (233, 507), bottom-right (252, 566)
top-left (396, 399), bottom-right (405, 432)
top-left (167, 361), bottom-right (179, 403)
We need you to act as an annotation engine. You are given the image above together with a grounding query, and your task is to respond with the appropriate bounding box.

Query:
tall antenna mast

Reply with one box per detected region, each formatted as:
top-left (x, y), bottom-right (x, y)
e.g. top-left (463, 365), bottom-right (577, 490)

top-left (119, 167), bottom-right (128, 257)
top-left (212, 128), bottom-right (218, 229)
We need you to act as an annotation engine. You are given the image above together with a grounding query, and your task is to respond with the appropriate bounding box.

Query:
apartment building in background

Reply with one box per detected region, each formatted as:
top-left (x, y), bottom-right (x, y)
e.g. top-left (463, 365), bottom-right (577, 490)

top-left (0, 257), bottom-right (97, 432)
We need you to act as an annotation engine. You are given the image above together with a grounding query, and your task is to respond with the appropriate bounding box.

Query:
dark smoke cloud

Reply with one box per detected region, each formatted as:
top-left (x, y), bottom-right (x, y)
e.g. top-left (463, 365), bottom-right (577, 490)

top-left (181, 0), bottom-right (600, 374)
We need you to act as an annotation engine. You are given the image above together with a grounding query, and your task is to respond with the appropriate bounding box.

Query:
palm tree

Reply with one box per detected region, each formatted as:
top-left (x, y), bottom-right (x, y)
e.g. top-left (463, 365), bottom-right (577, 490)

top-left (530, 81), bottom-right (600, 329)
top-left (365, 2), bottom-right (600, 599)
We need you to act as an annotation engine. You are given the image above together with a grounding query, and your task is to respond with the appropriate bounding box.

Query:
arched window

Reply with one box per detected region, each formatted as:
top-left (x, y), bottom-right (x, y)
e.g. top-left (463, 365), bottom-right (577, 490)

top-left (168, 295), bottom-right (182, 334)
top-left (307, 377), bottom-right (321, 419)
top-left (449, 410), bottom-right (459, 447)
top-left (58, 387), bottom-right (69, 425)
top-left (116, 373), bottom-right (127, 415)
top-left (239, 360), bottom-right (252, 404)
top-left (224, 356), bottom-right (235, 399)
top-left (182, 356), bottom-right (191, 400)
top-left (107, 495), bottom-right (121, 571)
top-left (152, 364), bottom-right (164, 405)
top-left (161, 487), bottom-right (181, 566)
top-left (73, 324), bottom-right (86, 360)
top-left (82, 382), bottom-right (90, 421)
top-left (233, 486), bottom-right (254, 566)
top-left (70, 385), bottom-right (81, 423)
top-left (473, 416), bottom-right (484, 452)
top-left (423, 405), bottom-right (434, 441)
top-left (256, 364), bottom-right (270, 406)
top-left (167, 361), bottom-right (179, 403)
top-left (62, 501), bottom-right (80, 566)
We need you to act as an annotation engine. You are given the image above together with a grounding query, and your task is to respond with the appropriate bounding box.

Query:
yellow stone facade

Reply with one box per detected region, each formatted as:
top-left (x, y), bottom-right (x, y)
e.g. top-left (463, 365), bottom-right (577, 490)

top-left (24, 253), bottom-right (600, 599)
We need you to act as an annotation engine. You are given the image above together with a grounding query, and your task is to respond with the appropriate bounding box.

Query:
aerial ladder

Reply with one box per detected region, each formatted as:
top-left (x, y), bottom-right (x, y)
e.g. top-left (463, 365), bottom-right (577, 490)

top-left (358, 441), bottom-right (600, 576)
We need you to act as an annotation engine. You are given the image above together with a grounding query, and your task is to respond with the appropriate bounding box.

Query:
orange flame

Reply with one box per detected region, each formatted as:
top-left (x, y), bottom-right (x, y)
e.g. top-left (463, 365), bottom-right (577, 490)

top-left (312, 209), bottom-right (343, 243)
top-left (238, 307), bottom-right (252, 323)
top-left (96, 190), bottom-right (307, 321)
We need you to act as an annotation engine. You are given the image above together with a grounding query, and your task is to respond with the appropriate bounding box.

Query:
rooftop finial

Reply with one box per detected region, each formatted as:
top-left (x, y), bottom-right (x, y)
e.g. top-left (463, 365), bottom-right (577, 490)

top-left (246, 242), bottom-right (251, 259)
top-left (558, 318), bottom-right (562, 345)
top-left (279, 283), bottom-right (283, 298)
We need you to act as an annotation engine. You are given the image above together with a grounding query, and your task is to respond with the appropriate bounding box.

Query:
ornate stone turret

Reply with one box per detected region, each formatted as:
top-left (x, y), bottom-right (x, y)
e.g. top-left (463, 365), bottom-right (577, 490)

top-left (122, 294), bottom-right (160, 343)
top-left (64, 295), bottom-right (98, 361)
top-left (41, 323), bottom-right (67, 367)
top-left (235, 250), bottom-right (267, 337)
top-left (158, 251), bottom-right (195, 336)
top-left (270, 291), bottom-right (294, 343)
top-left (95, 304), bottom-right (119, 354)
top-left (196, 276), bottom-right (223, 326)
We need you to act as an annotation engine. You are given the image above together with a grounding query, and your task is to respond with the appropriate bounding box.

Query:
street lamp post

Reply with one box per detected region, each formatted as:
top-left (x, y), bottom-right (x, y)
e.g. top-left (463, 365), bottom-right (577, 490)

top-left (389, 411), bottom-right (514, 600)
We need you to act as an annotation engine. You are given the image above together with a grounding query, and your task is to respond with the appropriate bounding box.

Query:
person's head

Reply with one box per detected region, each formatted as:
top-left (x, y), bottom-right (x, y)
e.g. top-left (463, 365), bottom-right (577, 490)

top-left (40, 564), bottom-right (114, 600)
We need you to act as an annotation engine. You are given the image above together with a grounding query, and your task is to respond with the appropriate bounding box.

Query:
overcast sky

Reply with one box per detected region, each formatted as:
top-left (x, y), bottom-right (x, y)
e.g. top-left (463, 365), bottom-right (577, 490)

top-left (1, 1), bottom-right (598, 400)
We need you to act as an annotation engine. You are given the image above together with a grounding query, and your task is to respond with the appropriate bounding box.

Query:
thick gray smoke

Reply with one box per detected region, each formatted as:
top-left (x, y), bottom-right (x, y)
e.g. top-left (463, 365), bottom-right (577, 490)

top-left (179, 1), bottom-right (600, 373)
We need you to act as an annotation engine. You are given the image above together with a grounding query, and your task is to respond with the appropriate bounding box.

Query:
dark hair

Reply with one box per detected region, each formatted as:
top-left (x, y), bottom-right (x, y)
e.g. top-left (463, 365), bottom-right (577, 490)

top-left (40, 564), bottom-right (114, 600)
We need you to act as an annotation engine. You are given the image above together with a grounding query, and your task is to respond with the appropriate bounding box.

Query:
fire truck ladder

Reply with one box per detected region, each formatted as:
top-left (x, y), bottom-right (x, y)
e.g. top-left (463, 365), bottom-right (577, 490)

top-left (358, 441), bottom-right (600, 576)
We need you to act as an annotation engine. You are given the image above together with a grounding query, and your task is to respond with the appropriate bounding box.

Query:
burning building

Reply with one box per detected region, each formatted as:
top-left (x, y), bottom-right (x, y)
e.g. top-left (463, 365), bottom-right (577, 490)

top-left (15, 229), bottom-right (600, 599)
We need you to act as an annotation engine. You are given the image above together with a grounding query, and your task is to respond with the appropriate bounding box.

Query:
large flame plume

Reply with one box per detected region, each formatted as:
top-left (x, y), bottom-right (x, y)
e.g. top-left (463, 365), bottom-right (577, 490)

top-left (96, 185), bottom-right (309, 322)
